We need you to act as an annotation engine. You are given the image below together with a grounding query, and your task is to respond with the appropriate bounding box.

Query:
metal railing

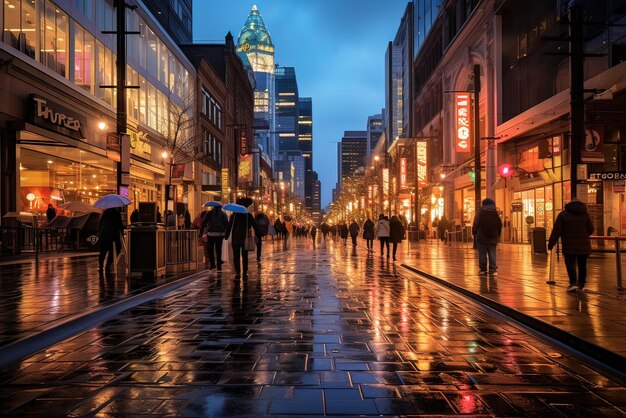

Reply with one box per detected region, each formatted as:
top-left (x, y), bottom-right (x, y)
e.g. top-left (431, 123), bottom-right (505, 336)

top-left (164, 229), bottom-right (198, 272)
top-left (0, 226), bottom-right (70, 255)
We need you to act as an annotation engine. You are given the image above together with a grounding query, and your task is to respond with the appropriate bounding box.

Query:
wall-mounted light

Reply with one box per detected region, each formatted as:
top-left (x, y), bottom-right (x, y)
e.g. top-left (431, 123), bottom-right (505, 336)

top-left (98, 121), bottom-right (107, 130)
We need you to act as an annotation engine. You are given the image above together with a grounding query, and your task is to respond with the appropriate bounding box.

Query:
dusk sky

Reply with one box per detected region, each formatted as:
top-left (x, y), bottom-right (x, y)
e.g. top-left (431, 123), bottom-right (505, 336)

top-left (193, 1), bottom-right (410, 208)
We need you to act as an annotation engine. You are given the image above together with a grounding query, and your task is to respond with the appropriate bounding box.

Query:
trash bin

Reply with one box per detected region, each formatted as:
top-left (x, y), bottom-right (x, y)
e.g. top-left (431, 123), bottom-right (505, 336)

top-left (130, 224), bottom-right (166, 276)
top-left (530, 227), bottom-right (547, 254)
top-left (407, 225), bottom-right (419, 242)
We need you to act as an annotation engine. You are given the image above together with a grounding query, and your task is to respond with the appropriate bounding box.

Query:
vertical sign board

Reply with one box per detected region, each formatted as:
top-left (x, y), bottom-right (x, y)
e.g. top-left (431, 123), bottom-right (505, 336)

top-left (221, 168), bottom-right (229, 200)
top-left (106, 132), bottom-right (121, 162)
top-left (455, 93), bottom-right (471, 153)
top-left (382, 168), bottom-right (389, 196)
top-left (399, 158), bottom-right (407, 188)
top-left (239, 129), bottom-right (248, 156)
top-left (416, 141), bottom-right (427, 185)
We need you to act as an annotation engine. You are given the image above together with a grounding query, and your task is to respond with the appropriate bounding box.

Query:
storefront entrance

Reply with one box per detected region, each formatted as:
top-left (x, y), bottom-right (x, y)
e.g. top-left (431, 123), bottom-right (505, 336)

top-left (511, 185), bottom-right (555, 243)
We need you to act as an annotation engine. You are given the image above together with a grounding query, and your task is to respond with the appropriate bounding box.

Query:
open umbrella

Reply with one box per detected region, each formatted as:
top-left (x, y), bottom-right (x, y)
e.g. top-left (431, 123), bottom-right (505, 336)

top-left (223, 203), bottom-right (248, 214)
top-left (59, 201), bottom-right (101, 213)
top-left (93, 194), bottom-right (132, 209)
top-left (235, 197), bottom-right (254, 208)
top-left (203, 200), bottom-right (223, 207)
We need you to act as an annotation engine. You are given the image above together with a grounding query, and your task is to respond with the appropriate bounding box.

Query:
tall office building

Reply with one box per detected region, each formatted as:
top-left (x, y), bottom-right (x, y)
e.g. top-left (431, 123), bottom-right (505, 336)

top-left (338, 131), bottom-right (367, 190)
top-left (311, 171), bottom-right (321, 224)
top-left (299, 97), bottom-right (313, 209)
top-left (366, 113), bottom-right (384, 161)
top-left (275, 67), bottom-right (299, 152)
top-left (236, 5), bottom-right (276, 166)
top-left (143, 0), bottom-right (193, 44)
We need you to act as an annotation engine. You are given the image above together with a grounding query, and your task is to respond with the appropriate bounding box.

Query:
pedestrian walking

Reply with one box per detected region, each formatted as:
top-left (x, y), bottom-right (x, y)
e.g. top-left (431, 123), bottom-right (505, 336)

top-left (340, 222), bottom-right (349, 245)
top-left (274, 218), bottom-right (283, 240)
top-left (472, 198), bottom-right (502, 276)
top-left (201, 206), bottom-right (228, 270)
top-left (166, 210), bottom-right (176, 228)
top-left (283, 216), bottom-right (294, 250)
top-left (362, 217), bottom-right (375, 251)
top-left (98, 207), bottom-right (124, 272)
top-left (130, 208), bottom-right (139, 224)
top-left (46, 203), bottom-right (56, 222)
top-left (225, 211), bottom-right (259, 277)
top-left (389, 215), bottom-right (405, 261)
top-left (184, 209), bottom-right (192, 229)
top-left (548, 198), bottom-right (594, 292)
top-left (254, 210), bottom-right (269, 261)
top-left (310, 224), bottom-right (317, 248)
top-left (156, 206), bottom-right (162, 223)
top-left (376, 214), bottom-right (390, 257)
top-left (349, 220), bottom-right (360, 247)
top-left (437, 215), bottom-right (450, 241)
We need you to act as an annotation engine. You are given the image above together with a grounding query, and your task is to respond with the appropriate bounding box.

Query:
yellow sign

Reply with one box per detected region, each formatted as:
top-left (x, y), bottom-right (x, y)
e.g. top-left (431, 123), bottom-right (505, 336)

top-left (129, 131), bottom-right (151, 157)
top-left (221, 168), bottom-right (229, 199)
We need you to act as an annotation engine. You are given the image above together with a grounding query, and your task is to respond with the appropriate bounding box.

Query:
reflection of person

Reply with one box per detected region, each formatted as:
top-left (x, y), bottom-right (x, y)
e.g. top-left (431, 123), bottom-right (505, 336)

top-left (472, 198), bottom-right (502, 276)
top-left (548, 199), bottom-right (593, 292)
top-left (98, 207), bottom-right (123, 271)
top-left (46, 204), bottom-right (56, 222)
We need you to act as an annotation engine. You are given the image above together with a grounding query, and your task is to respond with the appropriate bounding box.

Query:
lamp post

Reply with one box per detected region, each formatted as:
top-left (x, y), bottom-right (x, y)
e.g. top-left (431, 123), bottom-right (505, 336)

top-left (162, 150), bottom-right (174, 221)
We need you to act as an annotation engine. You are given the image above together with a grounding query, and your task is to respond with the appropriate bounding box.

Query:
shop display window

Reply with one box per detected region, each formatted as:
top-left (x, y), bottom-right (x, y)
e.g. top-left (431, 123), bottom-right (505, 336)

top-left (18, 144), bottom-right (116, 215)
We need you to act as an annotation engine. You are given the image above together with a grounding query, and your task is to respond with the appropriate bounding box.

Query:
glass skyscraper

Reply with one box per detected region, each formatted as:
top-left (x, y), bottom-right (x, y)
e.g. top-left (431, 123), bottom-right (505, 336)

top-left (236, 5), bottom-right (276, 165)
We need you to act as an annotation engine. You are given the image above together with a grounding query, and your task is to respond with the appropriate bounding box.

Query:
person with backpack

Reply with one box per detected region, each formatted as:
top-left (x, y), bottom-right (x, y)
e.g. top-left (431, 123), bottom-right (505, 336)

top-left (349, 220), bottom-right (360, 247)
top-left (201, 206), bottom-right (228, 270)
top-left (472, 198), bottom-right (503, 276)
top-left (254, 211), bottom-right (270, 261)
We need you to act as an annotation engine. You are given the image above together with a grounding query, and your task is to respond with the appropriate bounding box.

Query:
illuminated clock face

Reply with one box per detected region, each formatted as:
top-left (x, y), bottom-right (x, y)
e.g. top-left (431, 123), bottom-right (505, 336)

top-left (242, 43), bottom-right (250, 51)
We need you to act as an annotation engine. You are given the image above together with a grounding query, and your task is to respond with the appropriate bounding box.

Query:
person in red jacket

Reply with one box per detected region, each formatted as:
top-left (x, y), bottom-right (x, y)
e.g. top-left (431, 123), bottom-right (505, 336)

top-left (472, 198), bottom-right (502, 276)
top-left (548, 199), bottom-right (594, 292)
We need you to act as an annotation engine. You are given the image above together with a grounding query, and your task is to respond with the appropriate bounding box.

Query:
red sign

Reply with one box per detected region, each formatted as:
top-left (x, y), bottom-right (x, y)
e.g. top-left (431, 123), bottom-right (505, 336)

top-left (399, 158), bottom-right (407, 188)
top-left (416, 141), bottom-right (427, 185)
top-left (455, 93), bottom-right (471, 153)
top-left (239, 129), bottom-right (248, 156)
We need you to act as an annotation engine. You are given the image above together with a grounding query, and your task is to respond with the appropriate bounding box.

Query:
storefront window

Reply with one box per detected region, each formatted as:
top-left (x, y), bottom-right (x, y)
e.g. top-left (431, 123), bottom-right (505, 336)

top-left (19, 144), bottom-right (116, 214)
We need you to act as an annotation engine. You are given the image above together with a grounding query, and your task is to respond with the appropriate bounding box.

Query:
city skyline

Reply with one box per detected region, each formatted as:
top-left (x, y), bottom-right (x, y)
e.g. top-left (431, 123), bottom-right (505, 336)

top-left (193, 1), bottom-right (410, 207)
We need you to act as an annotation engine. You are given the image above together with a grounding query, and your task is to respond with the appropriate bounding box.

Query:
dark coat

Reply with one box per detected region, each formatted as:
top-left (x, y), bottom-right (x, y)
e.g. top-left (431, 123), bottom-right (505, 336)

top-left (349, 222), bottom-right (359, 237)
top-left (548, 200), bottom-right (593, 254)
top-left (362, 219), bottom-right (375, 240)
top-left (98, 208), bottom-right (123, 243)
top-left (184, 211), bottom-right (192, 229)
top-left (389, 217), bottom-right (405, 243)
top-left (225, 212), bottom-right (259, 245)
top-left (46, 206), bottom-right (56, 222)
top-left (340, 224), bottom-right (349, 239)
top-left (255, 212), bottom-right (270, 236)
top-left (202, 208), bottom-right (228, 236)
top-left (472, 203), bottom-right (502, 245)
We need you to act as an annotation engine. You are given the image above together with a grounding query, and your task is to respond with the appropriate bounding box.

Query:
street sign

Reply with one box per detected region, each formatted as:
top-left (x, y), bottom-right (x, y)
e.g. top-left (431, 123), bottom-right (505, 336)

top-left (588, 171), bottom-right (626, 181)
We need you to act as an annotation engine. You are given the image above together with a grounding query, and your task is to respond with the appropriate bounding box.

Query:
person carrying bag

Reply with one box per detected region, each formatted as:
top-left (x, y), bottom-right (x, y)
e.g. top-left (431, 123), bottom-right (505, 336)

top-left (224, 211), bottom-right (259, 277)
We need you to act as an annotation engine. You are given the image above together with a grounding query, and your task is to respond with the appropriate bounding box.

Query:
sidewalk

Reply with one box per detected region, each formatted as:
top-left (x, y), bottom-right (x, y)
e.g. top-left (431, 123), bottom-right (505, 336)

top-left (400, 240), bottom-right (626, 372)
top-left (0, 250), bottom-right (206, 351)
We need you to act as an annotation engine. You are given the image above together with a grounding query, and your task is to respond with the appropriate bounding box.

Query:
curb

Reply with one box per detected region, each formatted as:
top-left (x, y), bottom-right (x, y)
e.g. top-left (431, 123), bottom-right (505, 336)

top-left (0, 269), bottom-right (210, 369)
top-left (400, 263), bottom-right (626, 378)
top-left (0, 252), bottom-right (99, 267)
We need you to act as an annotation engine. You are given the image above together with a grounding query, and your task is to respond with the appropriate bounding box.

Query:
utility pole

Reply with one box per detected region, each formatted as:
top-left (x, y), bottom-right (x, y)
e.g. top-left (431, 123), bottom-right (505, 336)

top-left (473, 64), bottom-right (482, 212)
top-left (569, 0), bottom-right (584, 199)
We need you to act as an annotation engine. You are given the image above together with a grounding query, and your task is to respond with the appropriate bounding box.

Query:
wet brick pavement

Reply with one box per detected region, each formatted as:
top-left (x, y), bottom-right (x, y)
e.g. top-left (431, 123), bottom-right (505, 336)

top-left (0, 238), bottom-right (624, 416)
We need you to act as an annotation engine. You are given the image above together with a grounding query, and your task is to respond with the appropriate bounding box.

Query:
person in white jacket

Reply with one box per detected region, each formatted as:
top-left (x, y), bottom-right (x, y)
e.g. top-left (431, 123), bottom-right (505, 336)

top-left (376, 214), bottom-right (391, 258)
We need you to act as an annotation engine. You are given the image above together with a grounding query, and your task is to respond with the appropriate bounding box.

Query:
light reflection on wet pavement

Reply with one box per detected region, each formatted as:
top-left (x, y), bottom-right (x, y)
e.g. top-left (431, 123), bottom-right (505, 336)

top-left (0, 238), bottom-right (625, 416)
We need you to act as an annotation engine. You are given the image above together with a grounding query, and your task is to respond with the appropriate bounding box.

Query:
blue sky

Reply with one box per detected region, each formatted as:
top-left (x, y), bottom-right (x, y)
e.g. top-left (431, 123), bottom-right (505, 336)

top-left (193, 1), bottom-right (410, 207)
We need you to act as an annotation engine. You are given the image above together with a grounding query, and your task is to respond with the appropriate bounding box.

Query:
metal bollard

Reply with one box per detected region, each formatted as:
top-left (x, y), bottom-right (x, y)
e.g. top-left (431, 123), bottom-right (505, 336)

top-left (616, 237), bottom-right (623, 291)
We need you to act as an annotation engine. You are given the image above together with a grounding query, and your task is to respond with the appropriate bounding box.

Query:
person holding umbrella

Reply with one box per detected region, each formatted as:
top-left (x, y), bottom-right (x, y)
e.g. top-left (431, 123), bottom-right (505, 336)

top-left (201, 201), bottom-right (228, 270)
top-left (224, 203), bottom-right (260, 277)
top-left (93, 194), bottom-right (130, 272)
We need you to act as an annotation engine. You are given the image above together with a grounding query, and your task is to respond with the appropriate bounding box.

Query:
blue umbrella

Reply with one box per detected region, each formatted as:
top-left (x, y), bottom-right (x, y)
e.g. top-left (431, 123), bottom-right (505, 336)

top-left (203, 200), bottom-right (223, 207)
top-left (93, 194), bottom-right (131, 209)
top-left (223, 203), bottom-right (248, 214)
